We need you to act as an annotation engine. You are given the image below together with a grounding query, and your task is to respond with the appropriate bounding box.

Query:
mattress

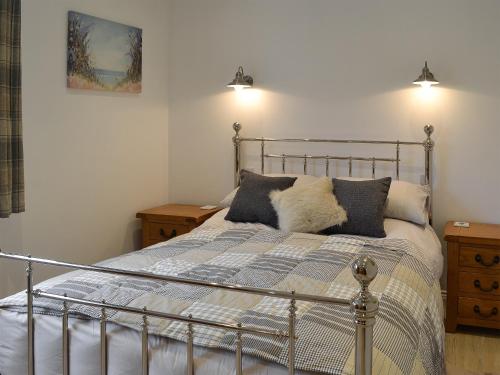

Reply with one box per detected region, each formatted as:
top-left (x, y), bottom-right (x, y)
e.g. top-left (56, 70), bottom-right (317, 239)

top-left (0, 309), bottom-right (304, 375)
top-left (0, 214), bottom-right (444, 375)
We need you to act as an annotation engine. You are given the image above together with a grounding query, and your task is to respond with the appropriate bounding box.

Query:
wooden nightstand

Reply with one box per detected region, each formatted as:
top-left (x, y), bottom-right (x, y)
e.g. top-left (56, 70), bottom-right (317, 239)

top-left (136, 204), bottom-right (222, 248)
top-left (444, 222), bottom-right (500, 332)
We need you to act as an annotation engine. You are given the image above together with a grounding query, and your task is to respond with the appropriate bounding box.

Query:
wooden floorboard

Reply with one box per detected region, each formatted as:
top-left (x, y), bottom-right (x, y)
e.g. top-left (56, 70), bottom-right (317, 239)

top-left (446, 327), bottom-right (500, 374)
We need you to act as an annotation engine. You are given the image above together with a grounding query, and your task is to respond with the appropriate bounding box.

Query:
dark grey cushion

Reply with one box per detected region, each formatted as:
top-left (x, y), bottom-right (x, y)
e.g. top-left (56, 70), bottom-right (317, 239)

top-left (225, 170), bottom-right (297, 228)
top-left (322, 177), bottom-right (392, 238)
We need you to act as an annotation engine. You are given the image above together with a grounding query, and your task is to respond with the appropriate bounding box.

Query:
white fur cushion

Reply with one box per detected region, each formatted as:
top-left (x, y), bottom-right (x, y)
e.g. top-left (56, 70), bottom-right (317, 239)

top-left (269, 177), bottom-right (347, 233)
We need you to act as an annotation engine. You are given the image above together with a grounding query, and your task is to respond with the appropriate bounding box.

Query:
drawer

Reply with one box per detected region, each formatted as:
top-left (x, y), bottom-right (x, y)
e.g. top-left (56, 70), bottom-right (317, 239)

top-left (148, 222), bottom-right (191, 241)
top-left (458, 297), bottom-right (500, 323)
top-left (459, 272), bottom-right (500, 297)
top-left (459, 246), bottom-right (500, 270)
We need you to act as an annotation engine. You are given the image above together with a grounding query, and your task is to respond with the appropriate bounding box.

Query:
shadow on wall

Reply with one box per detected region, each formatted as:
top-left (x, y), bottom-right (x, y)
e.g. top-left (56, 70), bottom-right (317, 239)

top-left (123, 218), bottom-right (143, 251)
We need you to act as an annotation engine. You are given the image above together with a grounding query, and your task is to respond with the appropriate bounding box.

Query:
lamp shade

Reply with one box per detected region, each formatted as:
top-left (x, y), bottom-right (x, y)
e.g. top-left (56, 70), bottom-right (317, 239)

top-left (227, 66), bottom-right (253, 90)
top-left (413, 61), bottom-right (439, 87)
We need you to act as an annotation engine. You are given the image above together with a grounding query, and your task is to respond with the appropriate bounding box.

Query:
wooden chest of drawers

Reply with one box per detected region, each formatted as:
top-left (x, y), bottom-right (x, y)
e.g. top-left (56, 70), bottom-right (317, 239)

top-left (136, 204), bottom-right (222, 248)
top-left (445, 222), bottom-right (500, 332)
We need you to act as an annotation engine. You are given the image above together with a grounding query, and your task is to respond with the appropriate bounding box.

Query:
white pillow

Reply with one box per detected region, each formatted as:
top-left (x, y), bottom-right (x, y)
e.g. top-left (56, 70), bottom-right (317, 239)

top-left (269, 177), bottom-right (347, 233)
top-left (385, 180), bottom-right (430, 225)
top-left (338, 177), bottom-right (430, 225)
top-left (219, 174), bottom-right (319, 208)
top-left (219, 188), bottom-right (238, 208)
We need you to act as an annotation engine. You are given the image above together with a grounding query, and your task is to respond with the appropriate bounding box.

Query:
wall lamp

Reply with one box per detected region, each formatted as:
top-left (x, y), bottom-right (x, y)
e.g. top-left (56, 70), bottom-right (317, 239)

top-left (413, 61), bottom-right (439, 89)
top-left (227, 66), bottom-right (253, 91)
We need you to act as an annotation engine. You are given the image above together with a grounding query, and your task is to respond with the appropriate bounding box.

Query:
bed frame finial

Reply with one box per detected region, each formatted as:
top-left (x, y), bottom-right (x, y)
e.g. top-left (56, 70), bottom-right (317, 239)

top-left (233, 122), bottom-right (242, 135)
top-left (351, 256), bottom-right (378, 375)
top-left (233, 122), bottom-right (242, 187)
top-left (423, 124), bottom-right (434, 224)
top-left (424, 124), bottom-right (434, 151)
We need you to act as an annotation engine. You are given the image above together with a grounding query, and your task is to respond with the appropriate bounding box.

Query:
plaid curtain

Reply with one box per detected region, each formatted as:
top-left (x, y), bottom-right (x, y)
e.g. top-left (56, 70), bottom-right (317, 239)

top-left (0, 0), bottom-right (24, 218)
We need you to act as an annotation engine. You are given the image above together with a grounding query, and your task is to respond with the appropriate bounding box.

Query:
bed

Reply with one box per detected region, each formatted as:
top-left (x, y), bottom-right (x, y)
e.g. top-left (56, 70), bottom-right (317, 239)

top-left (0, 124), bottom-right (445, 375)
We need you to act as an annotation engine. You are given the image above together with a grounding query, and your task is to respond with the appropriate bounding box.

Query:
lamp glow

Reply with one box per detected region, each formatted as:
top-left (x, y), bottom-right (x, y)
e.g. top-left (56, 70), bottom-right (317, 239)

top-left (420, 81), bottom-right (432, 90)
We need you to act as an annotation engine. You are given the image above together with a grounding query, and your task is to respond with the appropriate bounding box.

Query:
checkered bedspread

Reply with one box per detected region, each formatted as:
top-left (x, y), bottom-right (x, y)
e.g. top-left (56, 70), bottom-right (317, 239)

top-left (0, 224), bottom-right (445, 374)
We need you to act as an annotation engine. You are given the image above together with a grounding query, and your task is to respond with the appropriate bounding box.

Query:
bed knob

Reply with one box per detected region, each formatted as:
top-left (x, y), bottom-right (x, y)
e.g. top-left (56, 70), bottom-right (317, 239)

top-left (351, 256), bottom-right (378, 286)
top-left (351, 256), bottom-right (378, 319)
top-left (424, 124), bottom-right (434, 137)
top-left (351, 256), bottom-right (379, 375)
top-left (233, 122), bottom-right (242, 134)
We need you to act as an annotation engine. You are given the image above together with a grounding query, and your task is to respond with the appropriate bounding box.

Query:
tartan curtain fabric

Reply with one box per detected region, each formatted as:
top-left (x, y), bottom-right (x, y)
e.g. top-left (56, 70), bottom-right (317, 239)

top-left (0, 0), bottom-right (24, 218)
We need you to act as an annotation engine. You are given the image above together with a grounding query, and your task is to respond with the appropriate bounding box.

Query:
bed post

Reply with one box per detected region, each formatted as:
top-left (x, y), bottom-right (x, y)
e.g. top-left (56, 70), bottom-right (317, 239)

top-left (423, 125), bottom-right (434, 225)
top-left (233, 122), bottom-right (242, 187)
top-left (62, 294), bottom-right (69, 375)
top-left (26, 255), bottom-right (35, 375)
top-left (288, 294), bottom-right (297, 375)
top-left (235, 323), bottom-right (243, 375)
top-left (100, 302), bottom-right (108, 375)
top-left (141, 307), bottom-right (149, 375)
top-left (351, 256), bottom-right (378, 375)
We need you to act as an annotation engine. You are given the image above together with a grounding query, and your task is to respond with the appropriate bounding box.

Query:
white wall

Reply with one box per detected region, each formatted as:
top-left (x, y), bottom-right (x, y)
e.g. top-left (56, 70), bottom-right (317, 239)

top-left (168, 0), bottom-right (500, 282)
top-left (0, 0), bottom-right (170, 298)
top-left (3, 0), bottom-right (500, 297)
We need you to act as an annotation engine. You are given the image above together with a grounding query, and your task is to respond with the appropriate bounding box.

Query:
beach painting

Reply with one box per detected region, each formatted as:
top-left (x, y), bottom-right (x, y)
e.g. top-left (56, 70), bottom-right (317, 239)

top-left (67, 11), bottom-right (142, 93)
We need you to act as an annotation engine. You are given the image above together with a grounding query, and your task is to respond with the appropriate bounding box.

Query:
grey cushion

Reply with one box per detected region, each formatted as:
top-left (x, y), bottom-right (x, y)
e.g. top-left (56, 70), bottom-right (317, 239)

top-left (225, 170), bottom-right (297, 228)
top-left (322, 177), bottom-right (392, 238)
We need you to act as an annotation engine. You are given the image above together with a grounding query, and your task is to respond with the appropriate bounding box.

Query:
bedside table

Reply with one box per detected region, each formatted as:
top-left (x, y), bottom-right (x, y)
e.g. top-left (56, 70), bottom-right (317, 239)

top-left (444, 221), bottom-right (500, 332)
top-left (136, 204), bottom-right (222, 248)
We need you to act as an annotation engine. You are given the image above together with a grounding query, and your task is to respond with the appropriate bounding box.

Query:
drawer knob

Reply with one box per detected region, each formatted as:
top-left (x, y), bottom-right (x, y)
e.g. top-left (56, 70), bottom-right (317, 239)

top-left (473, 305), bottom-right (498, 318)
top-left (474, 279), bottom-right (499, 293)
top-left (474, 254), bottom-right (500, 267)
top-left (160, 228), bottom-right (177, 239)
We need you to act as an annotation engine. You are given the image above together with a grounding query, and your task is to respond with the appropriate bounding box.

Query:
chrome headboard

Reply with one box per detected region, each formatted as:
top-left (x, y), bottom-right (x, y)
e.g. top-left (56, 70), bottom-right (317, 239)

top-left (232, 122), bottom-right (435, 224)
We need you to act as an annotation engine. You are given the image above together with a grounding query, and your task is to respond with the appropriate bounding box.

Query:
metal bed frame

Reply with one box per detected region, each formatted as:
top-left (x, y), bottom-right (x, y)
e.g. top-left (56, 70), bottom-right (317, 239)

top-left (232, 122), bottom-right (435, 223)
top-left (0, 123), bottom-right (434, 375)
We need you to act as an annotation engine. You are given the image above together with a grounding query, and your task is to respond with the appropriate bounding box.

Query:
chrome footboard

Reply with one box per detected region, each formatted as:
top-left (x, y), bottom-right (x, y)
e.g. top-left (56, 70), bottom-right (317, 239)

top-left (0, 251), bottom-right (378, 375)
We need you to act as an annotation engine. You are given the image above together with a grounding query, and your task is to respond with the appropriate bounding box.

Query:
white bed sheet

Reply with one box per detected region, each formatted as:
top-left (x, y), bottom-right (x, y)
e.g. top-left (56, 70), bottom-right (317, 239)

top-left (0, 309), bottom-right (312, 375)
top-left (0, 211), bottom-right (442, 375)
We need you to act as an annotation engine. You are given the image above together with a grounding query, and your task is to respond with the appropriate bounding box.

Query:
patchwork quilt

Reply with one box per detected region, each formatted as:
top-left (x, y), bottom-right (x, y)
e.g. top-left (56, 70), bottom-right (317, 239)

top-left (0, 223), bottom-right (445, 374)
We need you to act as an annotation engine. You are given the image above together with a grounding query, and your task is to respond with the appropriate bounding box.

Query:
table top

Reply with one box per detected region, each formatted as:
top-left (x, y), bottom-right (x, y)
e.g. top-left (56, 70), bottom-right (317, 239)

top-left (444, 221), bottom-right (500, 245)
top-left (136, 204), bottom-right (222, 223)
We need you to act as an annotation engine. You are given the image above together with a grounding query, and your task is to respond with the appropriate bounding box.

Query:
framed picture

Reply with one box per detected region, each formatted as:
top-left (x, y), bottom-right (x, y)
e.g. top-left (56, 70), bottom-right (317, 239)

top-left (67, 11), bottom-right (142, 93)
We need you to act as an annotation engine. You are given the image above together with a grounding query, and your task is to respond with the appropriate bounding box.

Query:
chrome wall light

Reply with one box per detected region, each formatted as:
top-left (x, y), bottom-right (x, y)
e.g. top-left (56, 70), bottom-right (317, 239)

top-left (227, 66), bottom-right (253, 91)
top-left (413, 61), bottom-right (439, 89)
